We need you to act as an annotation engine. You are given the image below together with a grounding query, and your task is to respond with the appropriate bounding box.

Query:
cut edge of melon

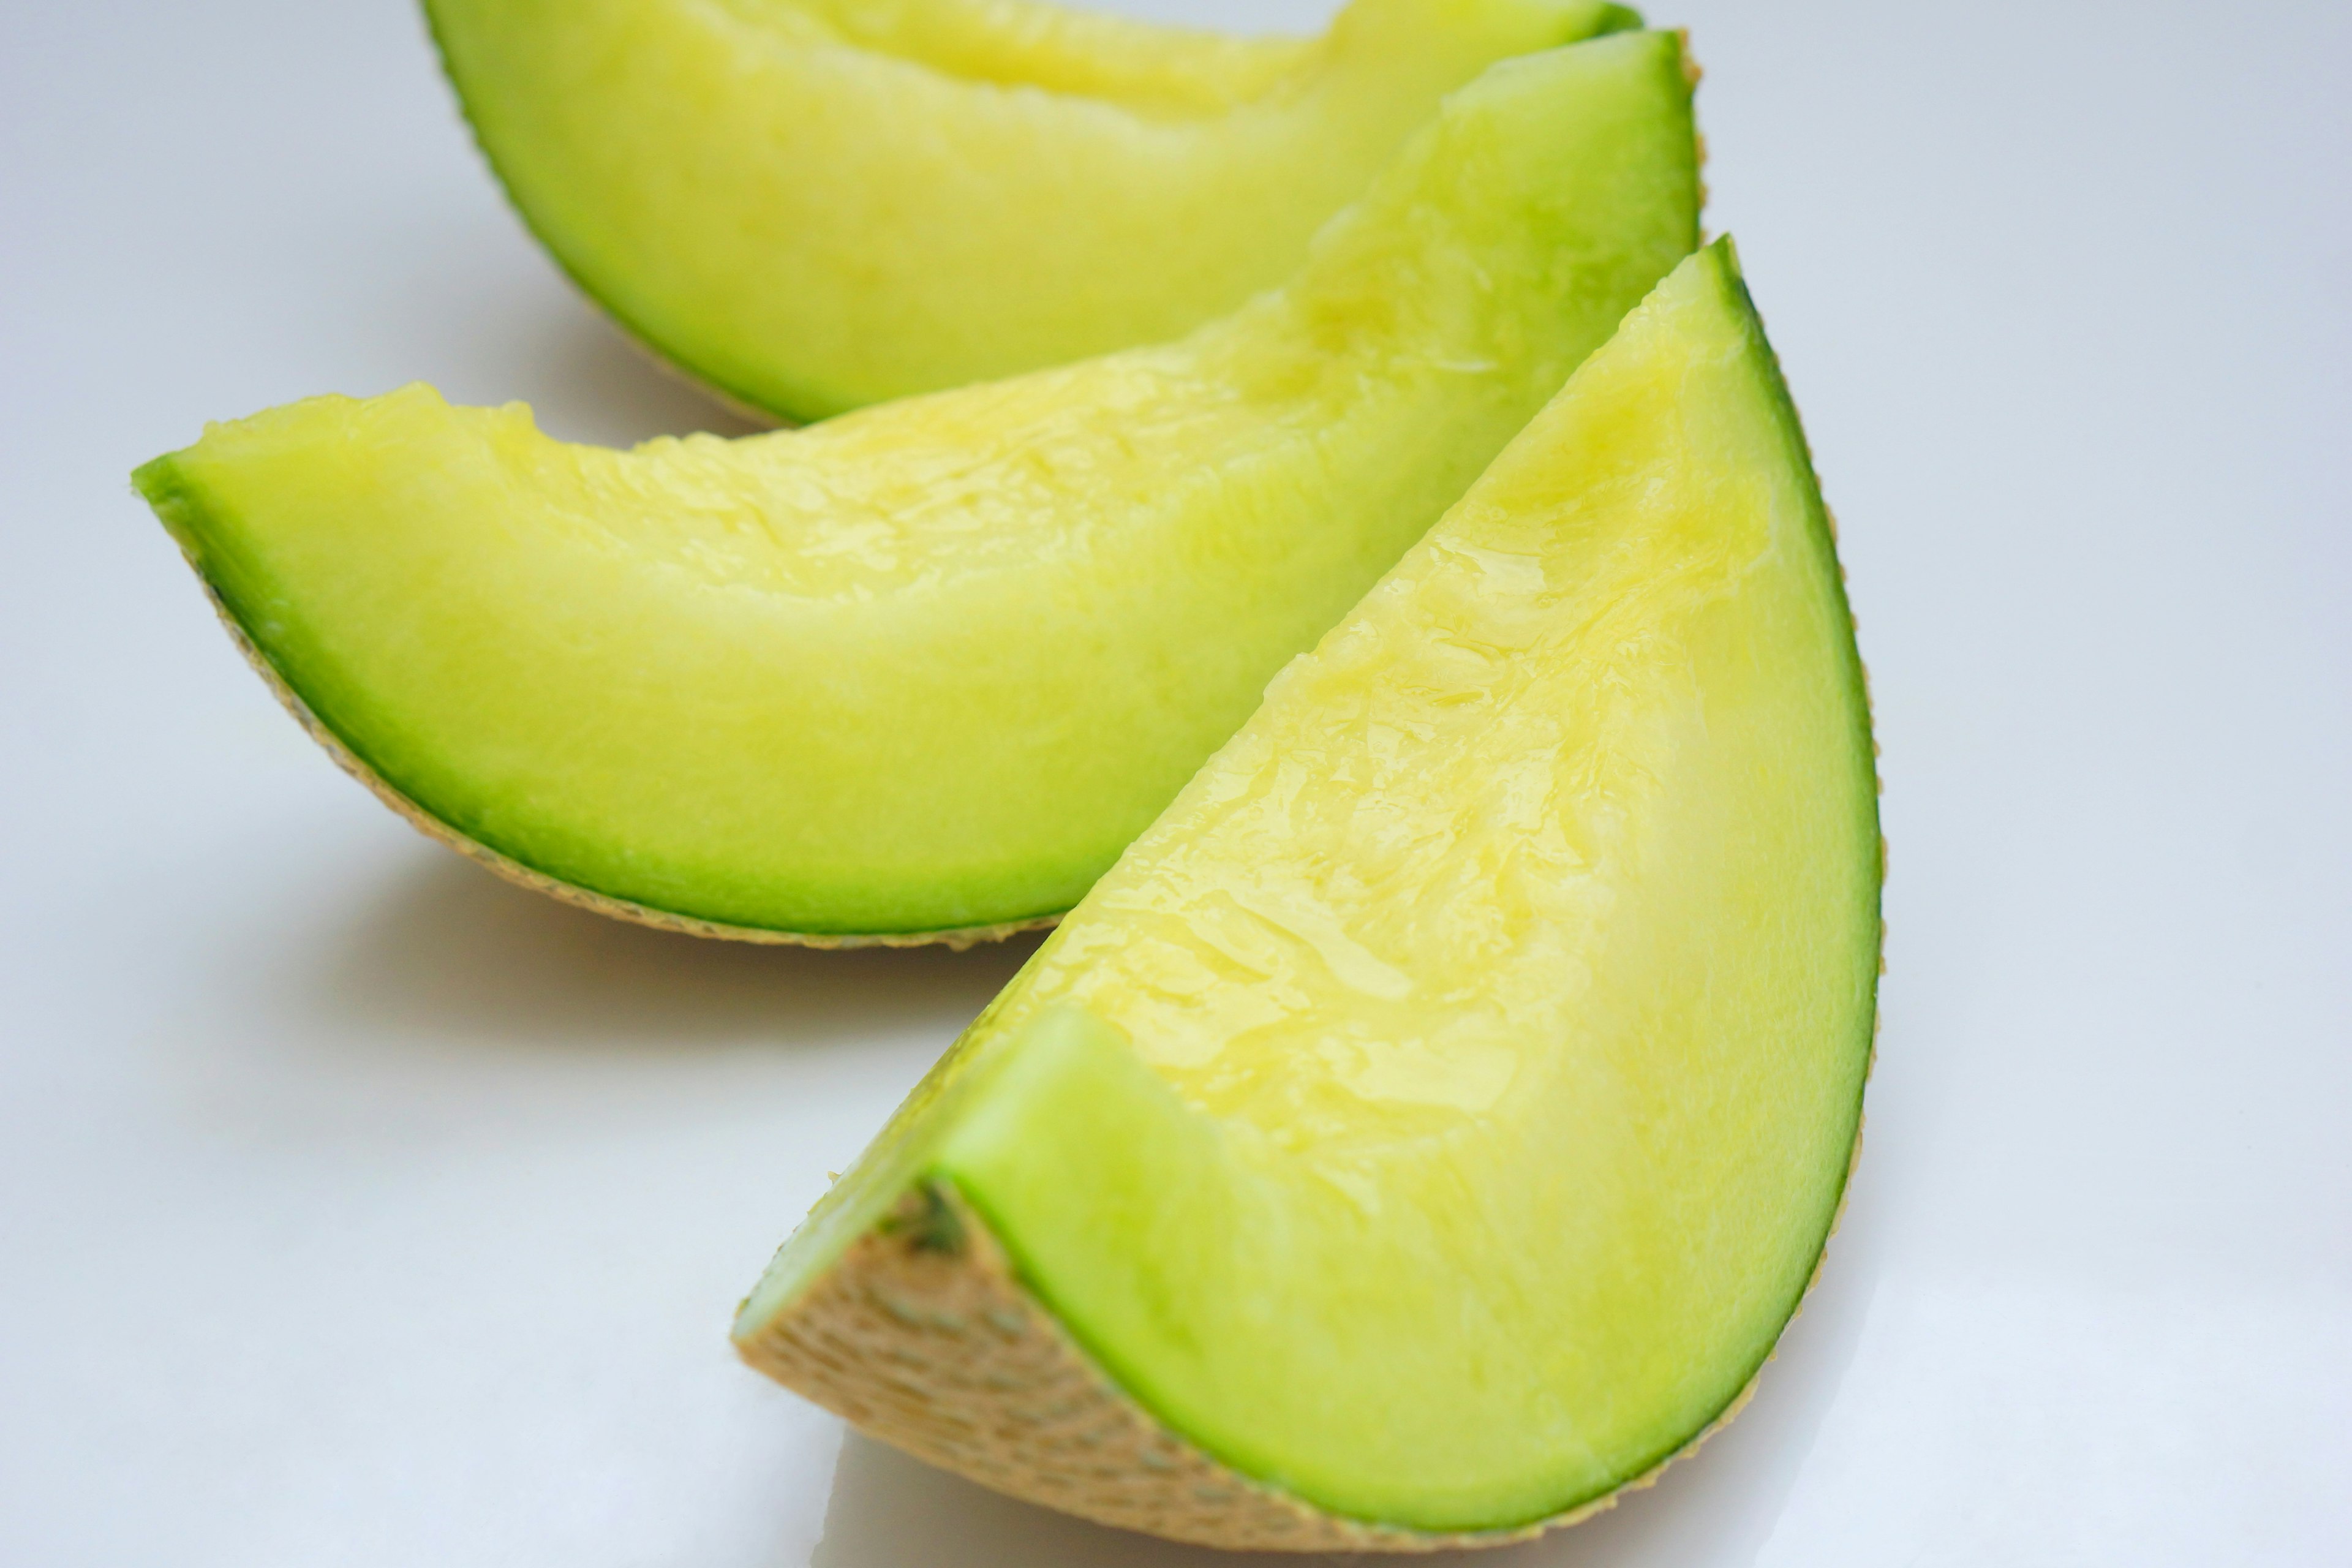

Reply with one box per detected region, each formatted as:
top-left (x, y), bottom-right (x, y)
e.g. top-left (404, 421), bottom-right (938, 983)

top-left (176, 574), bottom-right (1057, 951)
top-left (735, 1102), bottom-right (1864, 1552)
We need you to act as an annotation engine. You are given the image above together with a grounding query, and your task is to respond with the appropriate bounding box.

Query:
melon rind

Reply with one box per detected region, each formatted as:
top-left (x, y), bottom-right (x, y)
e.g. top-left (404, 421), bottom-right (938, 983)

top-left (186, 578), bottom-right (1053, 951)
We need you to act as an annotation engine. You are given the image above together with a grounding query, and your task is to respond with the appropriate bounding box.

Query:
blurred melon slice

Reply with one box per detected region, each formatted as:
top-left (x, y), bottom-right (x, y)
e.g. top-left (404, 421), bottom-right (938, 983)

top-left (425, 0), bottom-right (1644, 418)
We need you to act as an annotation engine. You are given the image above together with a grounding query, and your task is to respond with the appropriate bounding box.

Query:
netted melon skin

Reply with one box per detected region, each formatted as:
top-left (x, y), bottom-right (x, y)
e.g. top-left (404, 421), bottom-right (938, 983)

top-left (734, 1179), bottom-right (1866, 1552)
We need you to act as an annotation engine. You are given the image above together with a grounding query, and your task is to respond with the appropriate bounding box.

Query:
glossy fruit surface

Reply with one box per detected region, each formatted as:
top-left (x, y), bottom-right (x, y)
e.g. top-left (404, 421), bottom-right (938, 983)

top-left (134, 36), bottom-right (1700, 941)
top-left (734, 240), bottom-right (1882, 1542)
top-left (426, 0), bottom-right (1642, 419)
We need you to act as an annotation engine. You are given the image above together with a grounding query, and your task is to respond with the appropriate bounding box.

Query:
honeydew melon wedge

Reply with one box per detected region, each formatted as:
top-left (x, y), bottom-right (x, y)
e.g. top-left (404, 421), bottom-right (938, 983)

top-left (731, 239), bottom-right (1882, 1546)
top-left (424, 0), bottom-right (1645, 420)
top-left (133, 34), bottom-right (1698, 944)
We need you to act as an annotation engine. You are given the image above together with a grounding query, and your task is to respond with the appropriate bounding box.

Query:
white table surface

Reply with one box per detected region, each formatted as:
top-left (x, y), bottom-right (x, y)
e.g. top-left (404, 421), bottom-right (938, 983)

top-left (5, 1), bottom-right (2347, 1562)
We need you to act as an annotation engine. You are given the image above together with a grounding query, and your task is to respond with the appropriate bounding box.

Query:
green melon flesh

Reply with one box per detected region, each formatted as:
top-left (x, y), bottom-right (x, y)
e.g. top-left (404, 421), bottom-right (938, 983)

top-left (132, 36), bottom-right (1697, 941)
top-left (736, 239), bottom-right (1882, 1532)
top-left (425, 0), bottom-right (1643, 420)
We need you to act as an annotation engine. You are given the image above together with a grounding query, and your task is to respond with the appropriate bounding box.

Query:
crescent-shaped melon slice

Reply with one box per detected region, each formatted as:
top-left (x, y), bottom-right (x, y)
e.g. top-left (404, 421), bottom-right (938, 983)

top-left (134, 34), bottom-right (1698, 944)
top-left (424, 0), bottom-right (1645, 419)
top-left (732, 239), bottom-right (1882, 1546)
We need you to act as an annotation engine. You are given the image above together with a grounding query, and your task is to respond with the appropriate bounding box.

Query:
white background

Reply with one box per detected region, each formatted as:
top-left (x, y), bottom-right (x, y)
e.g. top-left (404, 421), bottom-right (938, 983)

top-left (4, 1), bottom-right (2347, 1562)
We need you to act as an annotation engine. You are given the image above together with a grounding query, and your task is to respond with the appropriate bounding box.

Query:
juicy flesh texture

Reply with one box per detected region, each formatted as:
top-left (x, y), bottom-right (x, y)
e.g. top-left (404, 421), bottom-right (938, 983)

top-left (740, 243), bottom-right (1881, 1529)
top-left (134, 37), bottom-right (1700, 938)
top-left (426, 0), bottom-right (1642, 418)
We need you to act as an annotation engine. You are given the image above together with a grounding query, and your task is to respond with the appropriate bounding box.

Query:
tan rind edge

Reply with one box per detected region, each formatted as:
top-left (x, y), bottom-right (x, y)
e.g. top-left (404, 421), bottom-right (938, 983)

top-left (734, 1162), bottom-right (1857, 1555)
top-left (193, 583), bottom-right (1057, 952)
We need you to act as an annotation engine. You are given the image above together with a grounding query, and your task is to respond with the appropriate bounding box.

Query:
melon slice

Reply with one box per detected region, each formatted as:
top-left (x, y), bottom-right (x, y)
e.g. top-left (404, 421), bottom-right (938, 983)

top-left (424, 0), bottom-right (1643, 420)
top-left (133, 35), bottom-right (1698, 944)
top-left (732, 239), bottom-right (1882, 1546)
